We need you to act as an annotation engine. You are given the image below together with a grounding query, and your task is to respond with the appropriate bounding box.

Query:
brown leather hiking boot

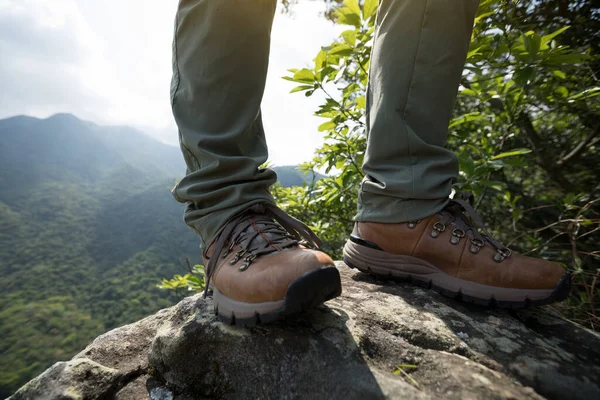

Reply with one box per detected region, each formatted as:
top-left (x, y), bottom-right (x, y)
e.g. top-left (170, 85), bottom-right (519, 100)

top-left (203, 203), bottom-right (342, 327)
top-left (343, 194), bottom-right (571, 308)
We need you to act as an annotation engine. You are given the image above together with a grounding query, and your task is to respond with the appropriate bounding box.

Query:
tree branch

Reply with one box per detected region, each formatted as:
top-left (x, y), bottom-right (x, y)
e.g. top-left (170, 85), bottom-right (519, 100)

top-left (556, 125), bottom-right (600, 167)
top-left (516, 112), bottom-right (574, 192)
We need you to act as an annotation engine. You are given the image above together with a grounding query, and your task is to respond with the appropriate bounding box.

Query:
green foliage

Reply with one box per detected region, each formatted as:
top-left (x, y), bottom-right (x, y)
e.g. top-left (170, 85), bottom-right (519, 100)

top-left (276, 0), bottom-right (600, 329)
top-left (0, 115), bottom-right (202, 397)
top-left (0, 296), bottom-right (104, 391)
top-left (157, 259), bottom-right (206, 300)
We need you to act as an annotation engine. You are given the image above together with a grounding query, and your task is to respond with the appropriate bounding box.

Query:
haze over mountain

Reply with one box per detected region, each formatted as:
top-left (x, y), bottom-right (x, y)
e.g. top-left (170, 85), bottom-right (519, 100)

top-left (0, 113), bottom-right (319, 396)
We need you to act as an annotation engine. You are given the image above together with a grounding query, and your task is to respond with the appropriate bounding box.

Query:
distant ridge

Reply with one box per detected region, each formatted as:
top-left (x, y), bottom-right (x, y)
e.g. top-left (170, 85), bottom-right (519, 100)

top-left (0, 113), bottom-right (197, 397)
top-left (0, 114), bottom-right (328, 396)
top-left (272, 165), bottom-right (326, 187)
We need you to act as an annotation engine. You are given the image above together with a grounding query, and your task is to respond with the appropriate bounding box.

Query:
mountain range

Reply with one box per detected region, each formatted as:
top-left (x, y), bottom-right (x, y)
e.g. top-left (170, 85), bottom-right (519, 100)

top-left (0, 113), bottom-right (319, 396)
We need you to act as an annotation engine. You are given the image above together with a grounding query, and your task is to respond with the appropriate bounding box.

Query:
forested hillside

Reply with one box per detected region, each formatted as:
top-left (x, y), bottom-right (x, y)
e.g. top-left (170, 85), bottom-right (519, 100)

top-left (0, 114), bottom-right (200, 396)
top-left (0, 114), bottom-right (318, 396)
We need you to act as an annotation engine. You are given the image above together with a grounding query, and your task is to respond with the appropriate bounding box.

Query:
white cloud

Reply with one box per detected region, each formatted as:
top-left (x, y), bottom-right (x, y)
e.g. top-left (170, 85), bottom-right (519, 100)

top-left (0, 0), bottom-right (114, 120)
top-left (0, 1), bottom-right (343, 166)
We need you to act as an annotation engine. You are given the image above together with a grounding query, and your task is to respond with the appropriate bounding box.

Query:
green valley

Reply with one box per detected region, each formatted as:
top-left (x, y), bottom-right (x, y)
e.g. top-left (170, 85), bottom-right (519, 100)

top-left (0, 114), bottom-right (312, 396)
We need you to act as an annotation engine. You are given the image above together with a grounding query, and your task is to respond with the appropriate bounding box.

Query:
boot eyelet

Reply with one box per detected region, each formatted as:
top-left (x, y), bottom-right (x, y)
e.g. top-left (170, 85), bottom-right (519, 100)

top-left (450, 229), bottom-right (465, 245)
top-left (433, 222), bottom-right (446, 231)
top-left (407, 219), bottom-right (422, 229)
top-left (239, 262), bottom-right (250, 271)
top-left (493, 248), bottom-right (511, 263)
top-left (230, 250), bottom-right (245, 265)
top-left (453, 229), bottom-right (465, 237)
top-left (431, 222), bottom-right (446, 238)
top-left (239, 254), bottom-right (257, 271)
top-left (469, 238), bottom-right (484, 254)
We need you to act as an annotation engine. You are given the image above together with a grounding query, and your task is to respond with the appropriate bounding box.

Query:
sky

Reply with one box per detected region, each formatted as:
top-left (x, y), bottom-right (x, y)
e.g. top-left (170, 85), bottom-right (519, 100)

top-left (0, 0), bottom-right (343, 166)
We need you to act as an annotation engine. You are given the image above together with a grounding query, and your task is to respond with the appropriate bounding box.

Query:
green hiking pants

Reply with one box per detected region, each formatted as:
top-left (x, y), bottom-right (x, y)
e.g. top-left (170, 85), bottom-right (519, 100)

top-left (171, 0), bottom-right (480, 246)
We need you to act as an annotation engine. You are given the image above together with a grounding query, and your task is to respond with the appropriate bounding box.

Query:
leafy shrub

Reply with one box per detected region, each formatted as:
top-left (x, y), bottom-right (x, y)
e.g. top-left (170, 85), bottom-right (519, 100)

top-left (157, 258), bottom-right (206, 300)
top-left (276, 0), bottom-right (600, 329)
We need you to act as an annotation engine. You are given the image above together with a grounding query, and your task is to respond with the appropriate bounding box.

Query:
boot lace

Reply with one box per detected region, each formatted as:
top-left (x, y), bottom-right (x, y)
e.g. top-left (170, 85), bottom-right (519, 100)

top-left (202, 203), bottom-right (322, 297)
top-left (429, 192), bottom-right (512, 262)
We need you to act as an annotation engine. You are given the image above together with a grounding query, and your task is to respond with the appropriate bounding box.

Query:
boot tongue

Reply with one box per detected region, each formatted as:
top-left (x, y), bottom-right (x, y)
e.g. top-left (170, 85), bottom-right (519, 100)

top-left (233, 213), bottom-right (293, 254)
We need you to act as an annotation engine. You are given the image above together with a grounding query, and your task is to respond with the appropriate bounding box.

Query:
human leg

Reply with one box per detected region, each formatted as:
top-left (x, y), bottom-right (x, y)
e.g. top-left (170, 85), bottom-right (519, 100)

top-left (171, 0), bottom-right (278, 245)
top-left (345, 0), bottom-right (570, 307)
top-left (171, 0), bottom-right (341, 325)
top-left (356, 0), bottom-right (479, 223)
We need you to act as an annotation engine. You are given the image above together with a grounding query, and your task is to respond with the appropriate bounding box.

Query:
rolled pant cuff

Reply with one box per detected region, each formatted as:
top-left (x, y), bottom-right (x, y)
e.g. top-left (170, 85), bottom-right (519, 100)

top-left (355, 194), bottom-right (450, 224)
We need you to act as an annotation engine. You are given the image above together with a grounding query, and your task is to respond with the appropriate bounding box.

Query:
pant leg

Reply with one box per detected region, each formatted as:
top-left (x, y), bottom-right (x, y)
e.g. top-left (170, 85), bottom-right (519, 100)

top-left (171, 0), bottom-right (278, 245)
top-left (356, 0), bottom-right (480, 223)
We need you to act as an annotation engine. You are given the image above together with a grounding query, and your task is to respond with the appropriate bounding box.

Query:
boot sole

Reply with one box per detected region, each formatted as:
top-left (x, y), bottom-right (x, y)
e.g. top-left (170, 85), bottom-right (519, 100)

top-left (212, 267), bottom-right (342, 327)
top-left (343, 240), bottom-right (571, 308)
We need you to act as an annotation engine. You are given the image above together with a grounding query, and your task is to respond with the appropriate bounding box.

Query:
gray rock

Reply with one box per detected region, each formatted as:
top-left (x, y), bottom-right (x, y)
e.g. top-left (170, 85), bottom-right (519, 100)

top-left (9, 358), bottom-right (126, 400)
top-left (11, 263), bottom-right (600, 399)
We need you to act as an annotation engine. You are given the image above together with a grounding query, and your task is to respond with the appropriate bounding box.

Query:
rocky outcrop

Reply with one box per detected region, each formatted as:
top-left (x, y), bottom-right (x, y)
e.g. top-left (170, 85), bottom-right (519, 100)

top-left (11, 262), bottom-right (600, 400)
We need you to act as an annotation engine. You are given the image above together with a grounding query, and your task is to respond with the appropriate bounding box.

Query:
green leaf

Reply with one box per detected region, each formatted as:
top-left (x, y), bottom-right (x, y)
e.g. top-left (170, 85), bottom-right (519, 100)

top-left (355, 95), bottom-right (366, 110)
top-left (318, 121), bottom-right (336, 132)
top-left (330, 43), bottom-right (354, 56)
top-left (513, 66), bottom-right (534, 86)
top-left (481, 180), bottom-right (507, 191)
top-left (523, 32), bottom-right (541, 59)
top-left (552, 70), bottom-right (566, 80)
top-left (320, 66), bottom-right (338, 81)
top-left (192, 265), bottom-right (205, 274)
top-left (466, 46), bottom-right (484, 60)
top-left (292, 69), bottom-right (315, 84)
top-left (363, 0), bottom-right (378, 19)
top-left (459, 154), bottom-right (476, 177)
top-left (449, 112), bottom-right (486, 128)
top-left (290, 85), bottom-right (314, 94)
top-left (341, 30), bottom-right (357, 46)
top-left (344, 0), bottom-right (361, 17)
top-left (314, 50), bottom-right (327, 70)
top-left (568, 87), bottom-right (600, 101)
top-left (544, 52), bottom-right (585, 65)
top-left (554, 86), bottom-right (569, 98)
top-left (473, 11), bottom-right (494, 25)
top-left (541, 26), bottom-right (570, 46)
top-left (335, 8), bottom-right (361, 27)
top-left (491, 148), bottom-right (532, 160)
top-left (460, 88), bottom-right (478, 97)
